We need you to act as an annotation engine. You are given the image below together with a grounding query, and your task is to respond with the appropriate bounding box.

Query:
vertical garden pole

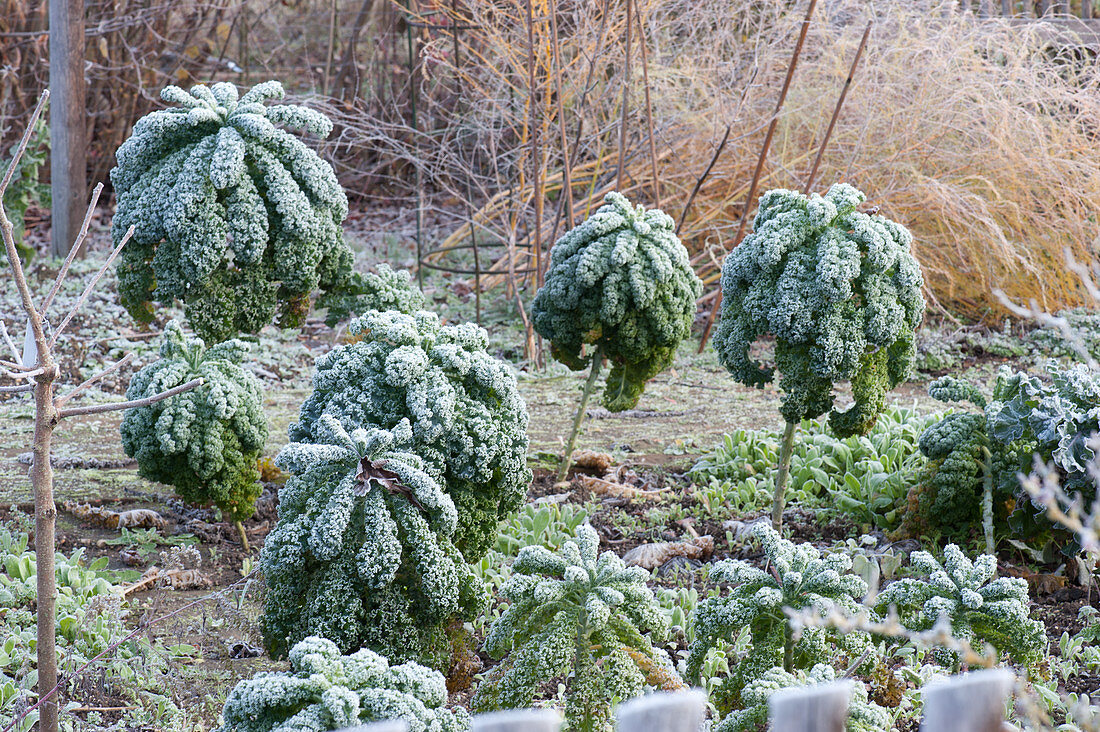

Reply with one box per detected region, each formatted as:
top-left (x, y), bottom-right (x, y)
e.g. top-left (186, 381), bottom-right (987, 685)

top-left (48, 0), bottom-right (87, 257)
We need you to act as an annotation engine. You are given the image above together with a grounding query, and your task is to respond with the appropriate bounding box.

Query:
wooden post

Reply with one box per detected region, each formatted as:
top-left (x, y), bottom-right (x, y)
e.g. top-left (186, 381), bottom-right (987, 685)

top-left (471, 709), bottom-right (563, 732)
top-left (768, 681), bottom-right (852, 732)
top-left (48, 0), bottom-right (86, 257)
top-left (919, 669), bottom-right (1014, 732)
top-left (615, 690), bottom-right (707, 732)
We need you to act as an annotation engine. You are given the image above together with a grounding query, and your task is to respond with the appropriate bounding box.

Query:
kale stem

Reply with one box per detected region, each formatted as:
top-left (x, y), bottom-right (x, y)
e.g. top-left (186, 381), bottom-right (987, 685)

top-left (981, 444), bottom-right (995, 555)
top-left (236, 520), bottom-right (250, 554)
top-left (772, 420), bottom-right (798, 530)
top-left (557, 350), bottom-right (603, 484)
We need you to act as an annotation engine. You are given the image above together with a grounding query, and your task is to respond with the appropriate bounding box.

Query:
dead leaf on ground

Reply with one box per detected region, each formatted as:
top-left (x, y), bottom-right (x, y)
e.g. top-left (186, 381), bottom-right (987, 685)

top-left (1001, 564), bottom-right (1067, 595)
top-left (623, 535), bottom-right (714, 569)
top-left (572, 449), bottom-right (614, 473)
top-left (61, 502), bottom-right (167, 530)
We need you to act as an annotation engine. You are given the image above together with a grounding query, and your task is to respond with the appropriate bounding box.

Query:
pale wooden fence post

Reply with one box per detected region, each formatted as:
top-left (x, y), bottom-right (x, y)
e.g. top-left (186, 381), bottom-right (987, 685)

top-left (920, 669), bottom-right (1014, 732)
top-left (768, 681), bottom-right (853, 732)
top-left (470, 709), bottom-right (563, 732)
top-left (615, 689), bottom-right (707, 732)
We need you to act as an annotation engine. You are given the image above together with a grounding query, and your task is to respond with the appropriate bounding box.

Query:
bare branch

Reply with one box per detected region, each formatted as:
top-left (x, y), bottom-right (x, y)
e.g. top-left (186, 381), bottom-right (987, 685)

top-left (49, 226), bottom-right (134, 348)
top-left (0, 320), bottom-right (21, 363)
top-left (58, 377), bottom-right (202, 420)
top-left (41, 183), bottom-right (104, 315)
top-left (55, 353), bottom-right (134, 407)
top-left (994, 288), bottom-right (1099, 370)
top-left (0, 383), bottom-right (34, 394)
top-left (1, 366), bottom-right (45, 381)
top-left (0, 90), bottom-right (49, 196)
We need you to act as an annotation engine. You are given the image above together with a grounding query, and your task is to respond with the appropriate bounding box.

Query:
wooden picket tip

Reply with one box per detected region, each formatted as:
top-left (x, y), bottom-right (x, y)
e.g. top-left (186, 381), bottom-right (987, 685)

top-left (615, 689), bottom-right (708, 732)
top-left (920, 668), bottom-right (1014, 732)
top-left (768, 680), bottom-right (854, 732)
top-left (470, 708), bottom-right (564, 732)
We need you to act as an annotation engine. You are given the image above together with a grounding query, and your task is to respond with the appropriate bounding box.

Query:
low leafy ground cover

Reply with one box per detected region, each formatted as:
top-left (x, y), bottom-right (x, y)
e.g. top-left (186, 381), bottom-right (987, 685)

top-left (2, 230), bottom-right (1099, 730)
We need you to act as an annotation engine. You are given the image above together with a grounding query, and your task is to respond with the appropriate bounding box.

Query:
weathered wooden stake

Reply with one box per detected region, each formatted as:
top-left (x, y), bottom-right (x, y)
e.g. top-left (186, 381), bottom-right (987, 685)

top-left (769, 681), bottom-right (853, 732)
top-left (470, 709), bottom-right (563, 732)
top-left (919, 669), bottom-right (1014, 732)
top-left (48, 0), bottom-right (87, 257)
top-left (615, 690), bottom-right (707, 732)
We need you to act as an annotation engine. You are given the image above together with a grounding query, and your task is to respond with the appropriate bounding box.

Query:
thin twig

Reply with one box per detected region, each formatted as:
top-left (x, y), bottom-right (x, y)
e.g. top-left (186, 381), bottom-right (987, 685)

top-left (616, 0), bottom-right (634, 190)
top-left (677, 124), bottom-right (732, 235)
top-left (548, 0), bottom-right (613, 243)
top-left (58, 377), bottom-right (203, 420)
top-left (55, 353), bottom-right (135, 407)
top-left (803, 20), bottom-right (872, 194)
top-left (49, 226), bottom-right (134, 348)
top-left (698, 0), bottom-right (818, 352)
top-left (0, 90), bottom-right (48, 194)
top-left (0, 383), bottom-right (34, 394)
top-left (1, 366), bottom-right (44, 381)
top-left (547, 0), bottom-right (574, 245)
top-left (0, 320), bottom-right (21, 363)
top-left (633, 0), bottom-right (660, 208)
top-left (40, 183), bottom-right (104, 315)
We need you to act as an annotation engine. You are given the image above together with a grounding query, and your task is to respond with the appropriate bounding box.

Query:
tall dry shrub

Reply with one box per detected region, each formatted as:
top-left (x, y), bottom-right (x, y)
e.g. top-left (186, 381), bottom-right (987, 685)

top-left (341, 0), bottom-right (1100, 321)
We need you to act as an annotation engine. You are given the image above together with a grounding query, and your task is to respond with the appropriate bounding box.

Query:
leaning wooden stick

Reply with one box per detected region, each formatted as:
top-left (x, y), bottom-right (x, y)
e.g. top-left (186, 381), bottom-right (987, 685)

top-left (803, 19), bottom-right (872, 195)
top-left (697, 0), bottom-right (819, 353)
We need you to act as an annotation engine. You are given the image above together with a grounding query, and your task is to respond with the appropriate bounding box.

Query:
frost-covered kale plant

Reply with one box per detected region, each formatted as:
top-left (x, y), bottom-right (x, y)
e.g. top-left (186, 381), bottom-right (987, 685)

top-left (530, 192), bottom-right (702, 481)
top-left (261, 416), bottom-right (483, 666)
top-left (111, 80), bottom-right (355, 342)
top-left (903, 375), bottom-right (1031, 551)
top-left (120, 321), bottom-right (266, 544)
top-left (318, 262), bottom-right (426, 324)
top-left (686, 524), bottom-right (873, 716)
top-left (718, 663), bottom-right (889, 732)
top-left (713, 183), bottom-right (924, 527)
top-left (219, 636), bottom-right (469, 732)
top-left (874, 544), bottom-right (1046, 670)
top-left (908, 364), bottom-right (1100, 553)
top-left (290, 309), bottom-right (530, 560)
top-left (472, 524), bottom-right (679, 732)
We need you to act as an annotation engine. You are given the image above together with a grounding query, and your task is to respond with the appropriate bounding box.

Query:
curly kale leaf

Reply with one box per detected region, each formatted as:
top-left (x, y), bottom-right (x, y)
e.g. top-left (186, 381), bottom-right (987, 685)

top-left (874, 544), bottom-right (1047, 668)
top-left (472, 524), bottom-right (678, 731)
top-left (111, 80), bottom-right (355, 341)
top-left (714, 183), bottom-right (924, 436)
top-left (290, 309), bottom-right (531, 561)
top-left (219, 636), bottom-right (469, 732)
top-left (317, 263), bottom-right (427, 325)
top-left (531, 192), bottom-right (702, 411)
top-left (261, 416), bottom-right (484, 665)
top-left (686, 524), bottom-right (873, 713)
top-left (120, 321), bottom-right (267, 521)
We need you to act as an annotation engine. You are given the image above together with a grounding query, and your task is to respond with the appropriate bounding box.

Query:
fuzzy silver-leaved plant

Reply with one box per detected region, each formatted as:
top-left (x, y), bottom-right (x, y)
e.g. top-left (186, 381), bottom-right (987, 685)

top-left (111, 80), bottom-right (354, 342)
top-left (531, 192), bottom-right (702, 412)
top-left (472, 524), bottom-right (679, 732)
top-left (120, 320), bottom-right (267, 521)
top-left (719, 663), bottom-right (890, 732)
top-left (874, 543), bottom-right (1046, 668)
top-left (686, 524), bottom-right (874, 715)
top-left (290, 309), bottom-right (530, 560)
top-left (260, 415), bottom-right (483, 667)
top-left (714, 183), bottom-right (924, 436)
top-left (219, 636), bottom-right (469, 732)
